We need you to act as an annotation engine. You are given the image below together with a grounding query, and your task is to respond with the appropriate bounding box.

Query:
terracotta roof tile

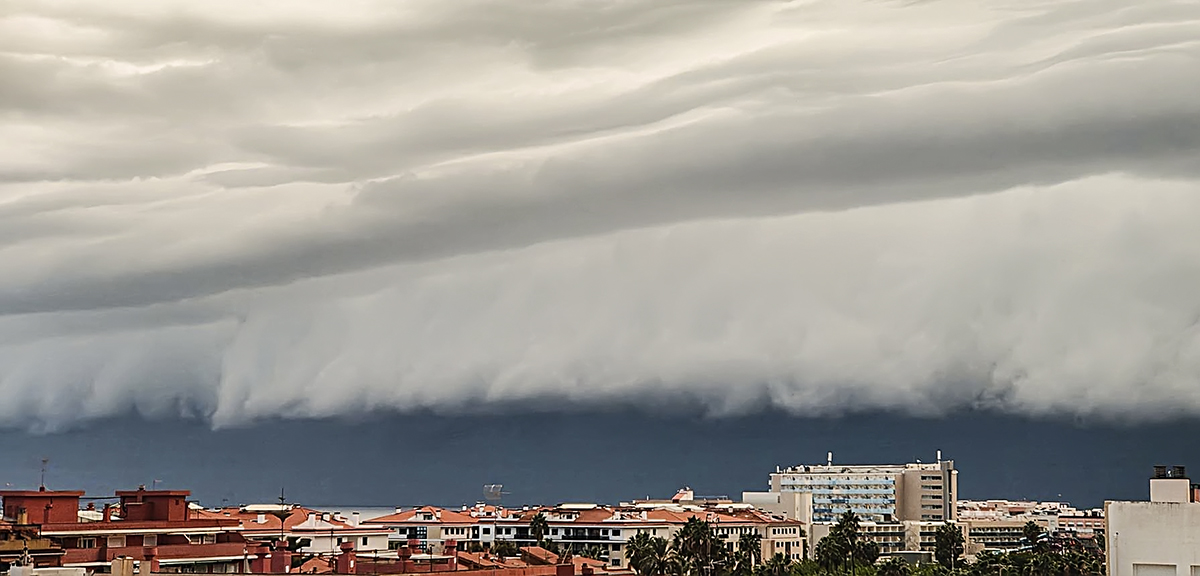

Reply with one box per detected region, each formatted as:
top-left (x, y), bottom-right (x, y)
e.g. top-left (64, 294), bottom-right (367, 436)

top-left (366, 507), bottom-right (478, 525)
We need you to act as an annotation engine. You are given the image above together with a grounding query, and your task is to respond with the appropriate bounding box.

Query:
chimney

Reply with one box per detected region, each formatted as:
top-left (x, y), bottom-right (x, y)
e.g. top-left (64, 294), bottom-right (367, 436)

top-left (1154, 465), bottom-right (1168, 479)
top-left (827, 452), bottom-right (833, 466)
top-left (1173, 465), bottom-right (1188, 479)
top-left (445, 540), bottom-right (458, 570)
top-left (936, 450), bottom-right (942, 463)
top-left (257, 513), bottom-right (267, 524)
top-left (16, 507), bottom-right (28, 525)
top-left (270, 540), bottom-right (293, 574)
top-left (333, 544), bottom-right (356, 574)
top-left (143, 546), bottom-right (160, 574)
top-left (351, 512), bottom-right (360, 527)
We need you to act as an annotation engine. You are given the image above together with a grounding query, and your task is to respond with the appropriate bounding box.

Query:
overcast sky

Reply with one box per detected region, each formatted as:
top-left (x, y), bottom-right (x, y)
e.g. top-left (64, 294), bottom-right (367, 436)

top-left (2, 0), bottom-right (1199, 431)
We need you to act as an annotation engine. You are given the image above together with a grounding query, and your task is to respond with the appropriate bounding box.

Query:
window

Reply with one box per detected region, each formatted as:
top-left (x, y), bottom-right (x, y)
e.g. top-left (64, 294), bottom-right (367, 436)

top-left (1134, 565), bottom-right (1175, 576)
top-left (362, 537), bottom-right (369, 546)
top-left (483, 528), bottom-right (491, 535)
top-left (610, 559), bottom-right (621, 567)
top-left (107, 536), bottom-right (126, 548)
top-left (610, 530), bottom-right (620, 537)
top-left (78, 538), bottom-right (97, 549)
top-left (144, 535), bottom-right (158, 547)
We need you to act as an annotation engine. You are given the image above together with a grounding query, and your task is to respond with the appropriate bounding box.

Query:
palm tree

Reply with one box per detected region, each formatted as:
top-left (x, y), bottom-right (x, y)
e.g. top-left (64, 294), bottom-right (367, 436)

top-left (852, 540), bottom-right (879, 567)
top-left (761, 553), bottom-right (791, 576)
top-left (530, 512), bottom-right (550, 543)
top-left (1022, 522), bottom-right (1046, 552)
top-left (877, 557), bottom-right (910, 576)
top-left (627, 532), bottom-right (676, 576)
top-left (735, 532), bottom-right (762, 575)
top-left (815, 510), bottom-right (866, 573)
top-left (672, 517), bottom-right (727, 576)
top-left (933, 524), bottom-right (964, 569)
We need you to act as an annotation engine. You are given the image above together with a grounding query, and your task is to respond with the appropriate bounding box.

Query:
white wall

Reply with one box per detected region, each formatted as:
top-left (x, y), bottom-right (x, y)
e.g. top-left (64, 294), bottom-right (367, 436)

top-left (1107, 501), bottom-right (1200, 576)
top-left (741, 491), bottom-right (812, 523)
top-left (1151, 479), bottom-right (1191, 504)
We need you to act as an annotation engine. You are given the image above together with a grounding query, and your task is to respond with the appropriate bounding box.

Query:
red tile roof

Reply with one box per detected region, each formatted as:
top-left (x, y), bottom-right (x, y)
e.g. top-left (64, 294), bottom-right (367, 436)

top-left (365, 507), bottom-right (478, 525)
top-left (297, 556), bottom-right (335, 574)
top-left (212, 507), bottom-right (387, 535)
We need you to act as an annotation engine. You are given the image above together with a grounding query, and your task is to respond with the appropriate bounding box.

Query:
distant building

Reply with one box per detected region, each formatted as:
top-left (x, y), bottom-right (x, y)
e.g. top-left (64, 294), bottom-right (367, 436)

top-left (1106, 465), bottom-right (1200, 576)
top-left (956, 497), bottom-right (1104, 554)
top-left (743, 453), bottom-right (957, 556)
top-left (755, 453), bottom-right (957, 523)
top-left (205, 505), bottom-right (390, 555)
top-left (364, 500), bottom-right (805, 568)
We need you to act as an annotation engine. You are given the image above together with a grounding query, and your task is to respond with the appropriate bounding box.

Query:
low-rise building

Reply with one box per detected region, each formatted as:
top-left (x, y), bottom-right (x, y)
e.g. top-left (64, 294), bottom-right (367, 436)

top-left (366, 500), bottom-right (804, 568)
top-left (207, 505), bottom-right (390, 555)
top-left (1, 487), bottom-right (251, 573)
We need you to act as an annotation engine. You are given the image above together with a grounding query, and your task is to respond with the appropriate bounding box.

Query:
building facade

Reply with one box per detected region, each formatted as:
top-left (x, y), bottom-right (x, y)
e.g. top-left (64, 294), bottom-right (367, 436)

top-left (1107, 466), bottom-right (1200, 576)
top-left (1, 487), bottom-right (251, 573)
top-left (760, 456), bottom-right (957, 523)
top-left (365, 501), bottom-right (805, 568)
top-left (743, 454), bottom-right (957, 556)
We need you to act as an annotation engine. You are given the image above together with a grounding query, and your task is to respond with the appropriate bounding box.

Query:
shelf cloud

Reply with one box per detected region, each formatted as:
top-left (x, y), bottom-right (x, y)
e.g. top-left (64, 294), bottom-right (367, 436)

top-left (1, 0), bottom-right (1199, 430)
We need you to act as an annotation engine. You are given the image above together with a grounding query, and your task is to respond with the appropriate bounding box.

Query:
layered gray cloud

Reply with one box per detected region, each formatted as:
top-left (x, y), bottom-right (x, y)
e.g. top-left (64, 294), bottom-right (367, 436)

top-left (1, 0), bottom-right (1199, 430)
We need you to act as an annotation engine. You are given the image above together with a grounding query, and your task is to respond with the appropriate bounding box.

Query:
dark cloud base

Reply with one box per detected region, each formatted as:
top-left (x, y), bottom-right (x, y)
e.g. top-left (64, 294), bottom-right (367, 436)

top-left (1, 409), bottom-right (1189, 508)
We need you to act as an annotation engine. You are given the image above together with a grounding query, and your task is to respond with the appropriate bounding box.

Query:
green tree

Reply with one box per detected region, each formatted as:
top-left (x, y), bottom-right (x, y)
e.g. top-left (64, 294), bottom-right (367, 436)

top-left (815, 511), bottom-right (872, 573)
top-left (877, 557), bottom-right (910, 576)
top-left (760, 553), bottom-right (791, 576)
top-left (852, 540), bottom-right (879, 567)
top-left (530, 512), bottom-right (550, 543)
top-left (672, 517), bottom-right (729, 576)
top-left (627, 532), bottom-right (676, 576)
top-left (1022, 522), bottom-right (1046, 551)
top-left (492, 540), bottom-right (520, 557)
top-left (735, 532), bottom-right (763, 575)
top-left (814, 536), bottom-right (847, 573)
top-left (933, 524), bottom-right (964, 569)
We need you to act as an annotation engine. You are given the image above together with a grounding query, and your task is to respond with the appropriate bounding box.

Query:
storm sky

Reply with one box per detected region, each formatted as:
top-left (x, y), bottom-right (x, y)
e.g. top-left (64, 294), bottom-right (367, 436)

top-left (2, 0), bottom-right (1200, 431)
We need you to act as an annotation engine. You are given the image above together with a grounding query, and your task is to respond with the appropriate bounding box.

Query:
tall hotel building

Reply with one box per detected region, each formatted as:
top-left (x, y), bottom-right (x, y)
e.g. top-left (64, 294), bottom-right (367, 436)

top-left (765, 453), bottom-right (958, 523)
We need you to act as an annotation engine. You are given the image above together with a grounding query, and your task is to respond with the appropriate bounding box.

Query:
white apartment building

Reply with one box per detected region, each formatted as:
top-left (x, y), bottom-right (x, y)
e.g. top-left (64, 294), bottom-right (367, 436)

top-left (757, 453), bottom-right (957, 523)
top-left (1107, 465), bottom-right (1200, 576)
top-left (744, 453), bottom-right (958, 556)
top-left (365, 502), bottom-right (804, 567)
